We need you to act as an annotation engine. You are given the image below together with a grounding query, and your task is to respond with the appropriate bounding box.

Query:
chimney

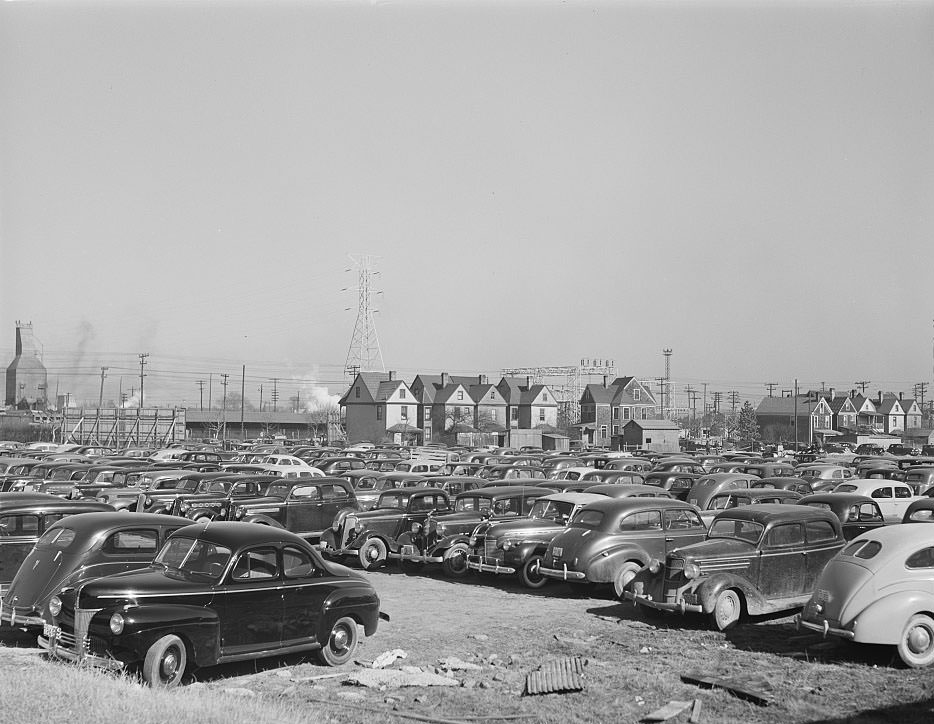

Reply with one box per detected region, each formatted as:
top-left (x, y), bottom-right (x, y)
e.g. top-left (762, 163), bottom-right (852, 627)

top-left (603, 375), bottom-right (608, 388)
top-left (899, 391), bottom-right (903, 400)
top-left (526, 376), bottom-right (532, 389)
top-left (388, 370), bottom-right (394, 381)
top-left (441, 372), bottom-right (449, 387)
top-left (830, 387), bottom-right (835, 399)
top-left (878, 390), bottom-right (883, 403)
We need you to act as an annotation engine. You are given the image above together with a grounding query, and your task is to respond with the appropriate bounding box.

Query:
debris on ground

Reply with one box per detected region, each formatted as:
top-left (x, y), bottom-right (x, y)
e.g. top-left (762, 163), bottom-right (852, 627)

top-left (690, 698), bottom-right (703, 723)
top-left (346, 668), bottom-right (460, 689)
top-left (372, 649), bottom-right (409, 668)
top-left (681, 671), bottom-right (774, 706)
top-left (524, 656), bottom-right (585, 695)
top-left (643, 700), bottom-right (692, 722)
top-left (438, 656), bottom-right (482, 671)
top-left (554, 633), bottom-right (599, 646)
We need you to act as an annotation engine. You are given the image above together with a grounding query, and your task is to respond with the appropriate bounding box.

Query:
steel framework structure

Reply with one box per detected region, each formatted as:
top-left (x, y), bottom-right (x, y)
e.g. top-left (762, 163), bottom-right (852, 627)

top-left (344, 254), bottom-right (386, 376)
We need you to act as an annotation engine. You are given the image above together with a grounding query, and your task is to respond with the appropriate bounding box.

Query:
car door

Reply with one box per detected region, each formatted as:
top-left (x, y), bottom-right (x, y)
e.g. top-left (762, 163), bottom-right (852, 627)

top-left (892, 485), bottom-right (915, 520)
top-left (663, 508), bottom-right (707, 551)
top-left (803, 518), bottom-right (842, 590)
top-left (279, 545), bottom-right (327, 648)
top-left (285, 483), bottom-right (324, 535)
top-left (758, 523), bottom-right (806, 599)
top-left (843, 501), bottom-right (884, 540)
top-left (0, 513), bottom-right (40, 583)
top-left (218, 546), bottom-right (282, 655)
top-left (870, 486), bottom-right (897, 521)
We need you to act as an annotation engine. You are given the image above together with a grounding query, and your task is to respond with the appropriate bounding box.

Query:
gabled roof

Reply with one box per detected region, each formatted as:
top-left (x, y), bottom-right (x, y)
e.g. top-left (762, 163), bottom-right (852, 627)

top-left (434, 384), bottom-right (473, 405)
top-left (339, 372), bottom-right (392, 405)
top-left (824, 396), bottom-right (855, 414)
top-left (581, 384), bottom-right (614, 405)
top-left (623, 419), bottom-right (680, 431)
top-left (496, 377), bottom-right (527, 404)
top-left (521, 384), bottom-right (556, 406)
top-left (469, 384), bottom-right (505, 405)
top-left (876, 397), bottom-right (904, 415)
top-left (851, 395), bottom-right (877, 413)
top-left (756, 396), bottom-right (825, 415)
top-left (375, 380), bottom-right (407, 401)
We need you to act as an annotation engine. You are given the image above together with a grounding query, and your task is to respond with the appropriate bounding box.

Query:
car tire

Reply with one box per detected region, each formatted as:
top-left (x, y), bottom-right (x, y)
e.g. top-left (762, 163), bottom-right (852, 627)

top-left (897, 614), bottom-right (934, 668)
top-left (709, 589), bottom-right (742, 631)
top-left (519, 555), bottom-right (548, 589)
top-left (358, 538), bottom-right (388, 571)
top-left (613, 562), bottom-right (642, 600)
top-left (441, 543), bottom-right (469, 578)
top-left (318, 616), bottom-right (359, 666)
top-left (142, 634), bottom-right (187, 688)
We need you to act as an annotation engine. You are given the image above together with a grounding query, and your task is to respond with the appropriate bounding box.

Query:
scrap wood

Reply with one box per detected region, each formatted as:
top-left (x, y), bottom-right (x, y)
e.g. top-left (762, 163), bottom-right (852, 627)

top-left (689, 698), bottom-right (702, 724)
top-left (347, 668), bottom-right (459, 688)
top-left (301, 696), bottom-right (531, 724)
top-left (643, 700), bottom-right (692, 722)
top-left (681, 672), bottom-right (774, 706)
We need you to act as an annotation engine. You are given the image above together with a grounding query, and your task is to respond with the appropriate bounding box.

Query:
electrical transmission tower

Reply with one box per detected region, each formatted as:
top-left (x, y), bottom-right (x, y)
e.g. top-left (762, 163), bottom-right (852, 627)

top-left (502, 357), bottom-right (616, 427)
top-left (663, 348), bottom-right (672, 417)
top-left (344, 254), bottom-right (386, 376)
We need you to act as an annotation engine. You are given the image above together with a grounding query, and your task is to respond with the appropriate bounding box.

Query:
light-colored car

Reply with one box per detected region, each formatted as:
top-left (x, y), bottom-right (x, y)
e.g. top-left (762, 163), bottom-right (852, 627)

top-left (831, 480), bottom-right (921, 522)
top-left (797, 525), bottom-right (934, 667)
top-left (795, 464), bottom-right (855, 490)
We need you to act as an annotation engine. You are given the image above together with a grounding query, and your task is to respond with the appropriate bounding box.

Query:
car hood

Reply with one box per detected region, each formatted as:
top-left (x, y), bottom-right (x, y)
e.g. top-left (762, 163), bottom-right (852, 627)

top-left (75, 567), bottom-right (214, 605)
top-left (483, 518), bottom-right (562, 539)
top-left (670, 537), bottom-right (756, 563)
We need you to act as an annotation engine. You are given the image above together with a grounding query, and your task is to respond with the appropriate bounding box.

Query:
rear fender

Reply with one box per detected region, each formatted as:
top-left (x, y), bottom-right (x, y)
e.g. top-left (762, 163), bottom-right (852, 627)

top-left (848, 591), bottom-right (934, 644)
top-left (321, 585), bottom-right (381, 637)
top-left (585, 547), bottom-right (651, 584)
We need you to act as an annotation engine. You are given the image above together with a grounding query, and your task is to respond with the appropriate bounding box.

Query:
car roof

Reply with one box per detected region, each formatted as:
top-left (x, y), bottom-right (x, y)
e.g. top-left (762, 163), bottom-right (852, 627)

top-left (798, 493), bottom-right (875, 506)
top-left (712, 503), bottom-right (833, 524)
top-left (577, 497), bottom-right (696, 514)
top-left (844, 522), bottom-right (934, 555)
top-left (457, 485), bottom-right (545, 498)
top-left (541, 492), bottom-right (607, 504)
top-left (171, 520), bottom-right (310, 548)
top-left (48, 511), bottom-right (191, 536)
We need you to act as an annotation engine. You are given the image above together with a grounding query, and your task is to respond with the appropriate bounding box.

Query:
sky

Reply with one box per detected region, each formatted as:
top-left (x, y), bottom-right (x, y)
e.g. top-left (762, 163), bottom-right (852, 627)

top-left (2, 0), bottom-right (933, 410)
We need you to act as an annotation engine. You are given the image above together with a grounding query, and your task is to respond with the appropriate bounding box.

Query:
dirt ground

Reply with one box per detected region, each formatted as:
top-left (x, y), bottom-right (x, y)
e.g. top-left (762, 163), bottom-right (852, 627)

top-left (190, 565), bottom-right (934, 724)
top-left (5, 564), bottom-right (934, 723)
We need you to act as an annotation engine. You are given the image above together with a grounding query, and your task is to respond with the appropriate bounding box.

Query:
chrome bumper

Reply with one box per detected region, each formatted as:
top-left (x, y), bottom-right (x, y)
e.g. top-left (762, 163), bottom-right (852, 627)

top-left (390, 546), bottom-right (443, 564)
top-left (0, 606), bottom-right (44, 628)
top-left (38, 635), bottom-right (125, 671)
top-left (466, 558), bottom-right (516, 575)
top-left (624, 591), bottom-right (702, 614)
top-left (795, 615), bottom-right (856, 640)
top-left (538, 564), bottom-right (586, 581)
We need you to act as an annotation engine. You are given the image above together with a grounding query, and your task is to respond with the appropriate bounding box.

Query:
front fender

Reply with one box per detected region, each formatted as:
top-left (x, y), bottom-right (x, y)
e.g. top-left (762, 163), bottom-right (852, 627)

top-left (849, 591), bottom-right (934, 645)
top-left (320, 528), bottom-right (337, 550)
top-left (239, 514), bottom-right (285, 529)
top-left (696, 574), bottom-right (766, 615)
top-left (431, 533), bottom-right (469, 555)
top-left (119, 604), bottom-right (220, 667)
top-left (506, 542), bottom-right (544, 566)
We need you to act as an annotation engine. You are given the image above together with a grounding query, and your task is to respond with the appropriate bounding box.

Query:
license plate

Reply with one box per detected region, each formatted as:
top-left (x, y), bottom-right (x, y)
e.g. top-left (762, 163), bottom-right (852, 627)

top-left (401, 545), bottom-right (414, 556)
top-left (43, 623), bottom-right (61, 639)
top-left (553, 547), bottom-right (563, 558)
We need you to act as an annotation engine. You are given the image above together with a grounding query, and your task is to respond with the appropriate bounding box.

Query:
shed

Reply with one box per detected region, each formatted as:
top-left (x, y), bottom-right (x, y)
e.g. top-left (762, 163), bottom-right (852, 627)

top-left (617, 419), bottom-right (681, 453)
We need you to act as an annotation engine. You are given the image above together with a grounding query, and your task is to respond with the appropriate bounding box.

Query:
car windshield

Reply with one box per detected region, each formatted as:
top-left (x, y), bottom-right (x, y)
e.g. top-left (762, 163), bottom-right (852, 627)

top-left (570, 509), bottom-right (604, 529)
top-left (378, 492), bottom-right (411, 509)
top-left (154, 536), bottom-right (231, 580)
top-left (355, 478), bottom-right (380, 491)
top-left (266, 483), bottom-right (292, 498)
top-left (455, 497), bottom-right (492, 513)
top-left (529, 499), bottom-right (574, 521)
top-left (207, 482), bottom-right (233, 494)
top-left (707, 518), bottom-right (764, 544)
top-left (35, 526), bottom-right (77, 550)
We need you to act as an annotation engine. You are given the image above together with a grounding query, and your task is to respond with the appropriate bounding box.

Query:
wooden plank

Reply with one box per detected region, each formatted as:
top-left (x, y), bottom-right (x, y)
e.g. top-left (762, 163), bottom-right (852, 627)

top-left (680, 672), bottom-right (773, 706)
top-left (643, 700), bottom-right (692, 722)
top-left (689, 698), bottom-right (703, 723)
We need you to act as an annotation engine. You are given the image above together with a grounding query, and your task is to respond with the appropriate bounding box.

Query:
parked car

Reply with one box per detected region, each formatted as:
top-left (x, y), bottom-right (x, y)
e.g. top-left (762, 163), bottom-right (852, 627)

top-left (338, 471), bottom-right (393, 510)
top-left (797, 525), bottom-right (934, 667)
top-left (651, 460), bottom-right (707, 475)
top-left (393, 485), bottom-right (551, 577)
top-left (627, 504), bottom-right (846, 630)
top-left (226, 478), bottom-right (359, 539)
top-left (750, 477), bottom-right (815, 495)
top-left (603, 458), bottom-right (654, 473)
top-left (466, 492), bottom-right (607, 588)
top-left (581, 484), bottom-right (673, 499)
top-left (320, 488), bottom-right (452, 570)
top-left (0, 493), bottom-right (114, 589)
top-left (685, 473), bottom-right (759, 510)
top-left (0, 512), bottom-right (190, 631)
top-left (538, 498), bottom-right (708, 596)
top-left (642, 472), bottom-right (703, 501)
top-left (428, 476), bottom-right (483, 497)
top-left (160, 476), bottom-right (278, 520)
top-left (905, 467), bottom-right (934, 495)
top-left (697, 489), bottom-right (803, 526)
top-left (95, 469), bottom-right (194, 511)
top-left (39, 522), bottom-right (384, 685)
top-left (831, 479), bottom-right (921, 522)
top-left (795, 464), bottom-right (855, 490)
top-left (797, 493), bottom-right (886, 540)
top-left (903, 498), bottom-right (934, 522)
top-left (742, 462), bottom-right (796, 479)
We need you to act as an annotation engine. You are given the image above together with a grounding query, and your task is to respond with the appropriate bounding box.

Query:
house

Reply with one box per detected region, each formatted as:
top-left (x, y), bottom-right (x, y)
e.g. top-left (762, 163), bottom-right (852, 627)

top-left (817, 390), bottom-right (858, 432)
top-left (339, 371), bottom-right (418, 444)
top-left (851, 395), bottom-right (884, 432)
top-left (577, 377), bottom-right (659, 449)
top-left (756, 394), bottom-right (835, 446)
top-left (430, 382), bottom-right (477, 437)
top-left (468, 382), bottom-right (508, 433)
top-left (495, 377), bottom-right (557, 432)
top-left (409, 373), bottom-right (485, 443)
top-left (903, 398), bottom-right (924, 431)
top-left (618, 419), bottom-right (680, 453)
top-left (875, 394), bottom-right (906, 434)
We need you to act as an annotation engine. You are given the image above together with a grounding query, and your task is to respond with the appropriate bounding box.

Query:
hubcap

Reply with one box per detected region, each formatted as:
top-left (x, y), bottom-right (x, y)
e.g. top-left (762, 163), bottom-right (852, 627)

top-left (162, 651), bottom-right (179, 678)
top-left (908, 626), bottom-right (932, 655)
top-left (332, 627), bottom-right (349, 651)
top-left (367, 545), bottom-right (380, 561)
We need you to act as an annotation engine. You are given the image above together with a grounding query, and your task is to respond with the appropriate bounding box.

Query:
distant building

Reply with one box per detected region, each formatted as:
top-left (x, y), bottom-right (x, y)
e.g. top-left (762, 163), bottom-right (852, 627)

top-left (5, 321), bottom-right (48, 408)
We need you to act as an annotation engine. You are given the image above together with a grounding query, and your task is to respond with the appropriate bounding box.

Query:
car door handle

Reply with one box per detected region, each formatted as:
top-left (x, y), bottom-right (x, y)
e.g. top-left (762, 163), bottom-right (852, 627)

top-left (665, 537), bottom-right (674, 542)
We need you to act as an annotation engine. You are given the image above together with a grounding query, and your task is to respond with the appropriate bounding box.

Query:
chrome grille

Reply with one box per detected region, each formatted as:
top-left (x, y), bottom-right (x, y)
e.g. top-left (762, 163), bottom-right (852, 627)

top-left (136, 493), bottom-right (147, 512)
top-left (483, 538), bottom-right (499, 558)
top-left (75, 608), bottom-right (101, 652)
top-left (341, 516), bottom-right (357, 548)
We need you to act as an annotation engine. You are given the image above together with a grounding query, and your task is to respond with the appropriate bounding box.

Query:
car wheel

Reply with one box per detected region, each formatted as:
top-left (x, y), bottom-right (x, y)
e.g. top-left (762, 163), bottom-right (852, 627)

top-left (613, 562), bottom-right (642, 600)
top-left (142, 634), bottom-right (187, 688)
top-left (897, 614), bottom-right (934, 668)
top-left (441, 543), bottom-right (469, 578)
top-left (317, 616), bottom-right (359, 666)
top-left (358, 538), bottom-right (388, 571)
top-left (709, 589), bottom-right (742, 631)
top-left (519, 555), bottom-right (548, 589)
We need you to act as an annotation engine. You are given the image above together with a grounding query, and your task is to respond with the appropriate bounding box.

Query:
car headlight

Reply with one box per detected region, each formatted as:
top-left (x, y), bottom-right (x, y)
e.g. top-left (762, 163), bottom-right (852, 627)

top-left (499, 539), bottom-right (516, 551)
top-left (97, 496), bottom-right (108, 503)
top-left (235, 506), bottom-right (246, 519)
top-left (411, 522), bottom-right (422, 533)
top-left (683, 562), bottom-right (701, 579)
top-left (180, 501), bottom-right (190, 512)
top-left (648, 558), bottom-right (662, 574)
top-left (468, 536), bottom-right (477, 546)
top-left (48, 596), bottom-right (62, 617)
top-left (144, 497), bottom-right (153, 507)
top-left (109, 613), bottom-right (125, 635)
top-left (219, 507), bottom-right (227, 516)
top-left (354, 519), bottom-right (365, 533)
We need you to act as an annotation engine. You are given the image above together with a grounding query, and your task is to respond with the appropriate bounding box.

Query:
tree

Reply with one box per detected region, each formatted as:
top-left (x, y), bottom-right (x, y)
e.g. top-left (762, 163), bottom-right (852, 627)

top-left (735, 401), bottom-right (761, 448)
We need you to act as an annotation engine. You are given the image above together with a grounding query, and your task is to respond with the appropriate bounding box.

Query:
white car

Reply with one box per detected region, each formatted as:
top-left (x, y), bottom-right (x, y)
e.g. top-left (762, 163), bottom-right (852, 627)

top-left (833, 479), bottom-right (921, 522)
top-left (260, 454), bottom-right (324, 478)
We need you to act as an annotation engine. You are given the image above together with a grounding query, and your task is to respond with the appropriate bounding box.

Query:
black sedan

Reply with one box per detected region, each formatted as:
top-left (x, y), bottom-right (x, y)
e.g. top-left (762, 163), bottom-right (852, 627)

top-left (39, 522), bottom-right (384, 686)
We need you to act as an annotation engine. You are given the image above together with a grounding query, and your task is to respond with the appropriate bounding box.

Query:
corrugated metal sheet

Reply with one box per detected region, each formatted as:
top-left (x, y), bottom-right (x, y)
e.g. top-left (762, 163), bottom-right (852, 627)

top-left (524, 656), bottom-right (584, 695)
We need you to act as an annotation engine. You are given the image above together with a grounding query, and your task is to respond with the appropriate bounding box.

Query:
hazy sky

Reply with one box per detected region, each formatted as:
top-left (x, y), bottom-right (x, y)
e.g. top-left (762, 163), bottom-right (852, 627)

top-left (2, 0), bottom-right (933, 408)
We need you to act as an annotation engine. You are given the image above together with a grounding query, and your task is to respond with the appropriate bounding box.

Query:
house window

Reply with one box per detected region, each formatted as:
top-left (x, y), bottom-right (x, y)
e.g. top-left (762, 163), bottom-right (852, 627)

top-left (646, 437), bottom-right (652, 444)
top-left (457, 391), bottom-right (464, 401)
top-left (539, 408), bottom-right (545, 422)
top-left (543, 392), bottom-right (548, 401)
top-left (641, 407), bottom-right (648, 420)
top-left (490, 391), bottom-right (495, 399)
top-left (400, 389), bottom-right (406, 399)
top-left (613, 425), bottom-right (619, 435)
top-left (355, 387), bottom-right (360, 399)
top-left (401, 406), bottom-right (408, 420)
top-left (623, 407), bottom-right (631, 420)
top-left (633, 389), bottom-right (641, 401)
top-left (600, 425), bottom-right (608, 439)
top-left (613, 408), bottom-right (620, 420)
top-left (511, 408), bottom-right (518, 421)
top-left (376, 406), bottom-right (383, 420)
top-left (424, 406), bottom-right (431, 421)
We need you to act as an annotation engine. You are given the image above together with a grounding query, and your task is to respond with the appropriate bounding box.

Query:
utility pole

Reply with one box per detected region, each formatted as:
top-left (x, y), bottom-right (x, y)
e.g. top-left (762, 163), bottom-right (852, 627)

top-left (220, 373), bottom-right (230, 443)
top-left (854, 380), bottom-right (870, 395)
top-left (258, 384), bottom-right (264, 412)
top-left (712, 391), bottom-right (722, 414)
top-left (728, 390), bottom-right (740, 413)
top-left (662, 348), bottom-right (672, 417)
top-left (793, 378), bottom-right (799, 451)
top-left (702, 383), bottom-right (708, 428)
top-left (295, 389), bottom-right (301, 413)
top-left (240, 364), bottom-right (246, 441)
top-left (765, 382), bottom-right (778, 397)
top-left (138, 353), bottom-right (149, 408)
top-left (196, 380), bottom-right (205, 410)
top-left (685, 386), bottom-right (698, 433)
top-left (208, 374), bottom-right (213, 411)
top-left (98, 367), bottom-right (109, 409)
top-left (271, 378), bottom-right (279, 412)
top-left (914, 382), bottom-right (928, 407)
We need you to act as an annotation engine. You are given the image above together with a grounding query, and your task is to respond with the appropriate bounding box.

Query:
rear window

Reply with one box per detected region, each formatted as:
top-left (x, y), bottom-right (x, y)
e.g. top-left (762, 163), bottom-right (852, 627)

top-left (806, 520), bottom-right (837, 543)
top-left (804, 502), bottom-right (832, 512)
top-left (571, 510), bottom-right (604, 529)
top-left (835, 484), bottom-right (857, 493)
top-left (104, 529), bottom-right (159, 553)
top-left (906, 547), bottom-right (934, 569)
top-left (906, 507), bottom-right (934, 522)
top-left (36, 527), bottom-right (77, 550)
top-left (842, 540), bottom-right (882, 559)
